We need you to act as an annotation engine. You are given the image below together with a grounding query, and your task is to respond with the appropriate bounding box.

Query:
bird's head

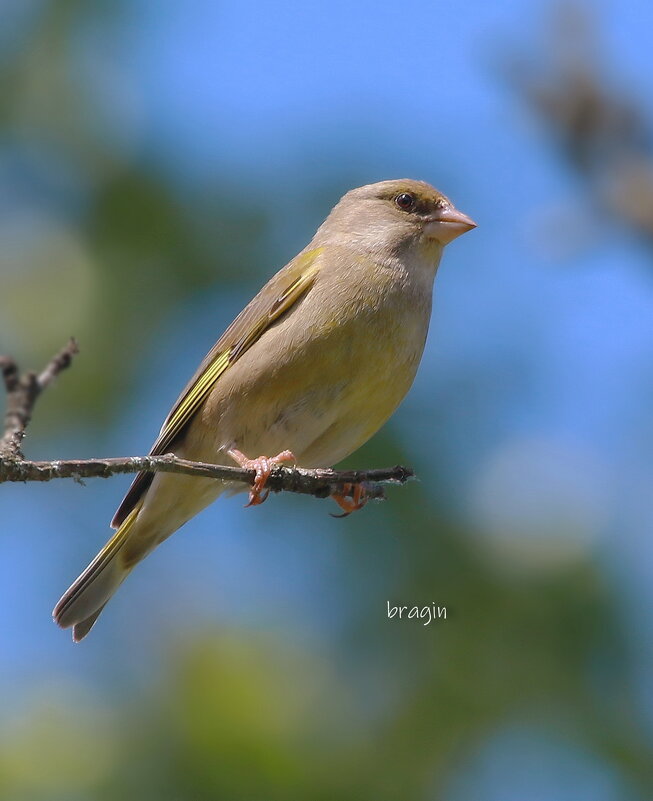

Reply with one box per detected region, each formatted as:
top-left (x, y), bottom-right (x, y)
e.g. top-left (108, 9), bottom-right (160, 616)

top-left (319, 179), bottom-right (476, 257)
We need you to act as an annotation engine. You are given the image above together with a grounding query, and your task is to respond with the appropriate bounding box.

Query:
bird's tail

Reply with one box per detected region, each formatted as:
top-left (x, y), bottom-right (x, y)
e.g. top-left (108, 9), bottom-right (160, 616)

top-left (53, 503), bottom-right (143, 642)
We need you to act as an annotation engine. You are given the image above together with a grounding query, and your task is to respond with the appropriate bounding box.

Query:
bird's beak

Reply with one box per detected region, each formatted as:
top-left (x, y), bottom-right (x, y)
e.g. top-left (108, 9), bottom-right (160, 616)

top-left (424, 206), bottom-right (477, 245)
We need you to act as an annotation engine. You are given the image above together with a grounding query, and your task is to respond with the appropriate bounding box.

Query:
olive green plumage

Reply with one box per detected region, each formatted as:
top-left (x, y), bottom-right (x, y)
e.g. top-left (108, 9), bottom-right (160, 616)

top-left (53, 179), bottom-right (476, 641)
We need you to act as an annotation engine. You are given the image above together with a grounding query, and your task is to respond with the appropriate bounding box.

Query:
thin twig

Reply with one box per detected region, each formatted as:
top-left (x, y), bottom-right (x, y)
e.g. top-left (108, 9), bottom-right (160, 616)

top-left (0, 454), bottom-right (414, 501)
top-left (0, 338), bottom-right (79, 459)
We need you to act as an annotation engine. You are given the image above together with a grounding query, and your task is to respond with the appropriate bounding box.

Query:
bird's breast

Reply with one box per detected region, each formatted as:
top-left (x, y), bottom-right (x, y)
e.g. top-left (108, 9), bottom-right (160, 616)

top-left (200, 258), bottom-right (434, 467)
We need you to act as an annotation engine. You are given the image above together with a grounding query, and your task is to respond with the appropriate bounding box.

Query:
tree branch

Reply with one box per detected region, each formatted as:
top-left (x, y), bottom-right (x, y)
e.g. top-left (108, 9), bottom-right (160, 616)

top-left (0, 343), bottom-right (415, 505)
top-left (0, 453), bottom-right (413, 501)
top-left (0, 338), bottom-right (79, 459)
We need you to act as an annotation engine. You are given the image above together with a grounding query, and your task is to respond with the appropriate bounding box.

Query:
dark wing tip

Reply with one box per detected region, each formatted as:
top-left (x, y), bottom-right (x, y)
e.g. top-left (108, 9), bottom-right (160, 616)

top-left (111, 472), bottom-right (154, 528)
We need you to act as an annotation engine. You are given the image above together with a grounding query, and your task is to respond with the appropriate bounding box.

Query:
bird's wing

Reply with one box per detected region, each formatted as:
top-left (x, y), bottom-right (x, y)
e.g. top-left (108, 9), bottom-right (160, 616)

top-left (111, 246), bottom-right (324, 528)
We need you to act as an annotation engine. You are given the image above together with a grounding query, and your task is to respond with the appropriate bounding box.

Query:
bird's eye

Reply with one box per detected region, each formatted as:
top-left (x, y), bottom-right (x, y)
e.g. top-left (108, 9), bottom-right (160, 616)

top-left (395, 192), bottom-right (415, 211)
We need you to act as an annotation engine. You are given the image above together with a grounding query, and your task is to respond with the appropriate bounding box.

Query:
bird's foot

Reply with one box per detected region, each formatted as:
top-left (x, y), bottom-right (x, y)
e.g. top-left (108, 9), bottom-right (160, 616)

top-left (228, 448), bottom-right (296, 507)
top-left (331, 482), bottom-right (369, 517)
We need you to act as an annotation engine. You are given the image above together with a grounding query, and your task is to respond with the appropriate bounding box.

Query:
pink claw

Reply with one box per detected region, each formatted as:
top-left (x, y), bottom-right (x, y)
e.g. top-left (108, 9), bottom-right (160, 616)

top-left (330, 482), bottom-right (368, 518)
top-left (228, 448), bottom-right (296, 507)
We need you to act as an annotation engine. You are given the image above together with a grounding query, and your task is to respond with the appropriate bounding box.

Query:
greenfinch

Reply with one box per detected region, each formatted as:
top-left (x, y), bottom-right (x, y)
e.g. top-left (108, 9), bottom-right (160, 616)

top-left (54, 179), bottom-right (476, 641)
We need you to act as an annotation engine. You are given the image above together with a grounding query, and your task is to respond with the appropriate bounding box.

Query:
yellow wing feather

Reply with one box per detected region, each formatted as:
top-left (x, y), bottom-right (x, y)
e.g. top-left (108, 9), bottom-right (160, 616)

top-left (111, 247), bottom-right (323, 527)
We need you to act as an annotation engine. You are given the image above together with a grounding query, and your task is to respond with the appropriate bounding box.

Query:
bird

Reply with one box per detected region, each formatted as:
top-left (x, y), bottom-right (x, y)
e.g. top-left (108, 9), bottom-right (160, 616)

top-left (53, 178), bottom-right (476, 641)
